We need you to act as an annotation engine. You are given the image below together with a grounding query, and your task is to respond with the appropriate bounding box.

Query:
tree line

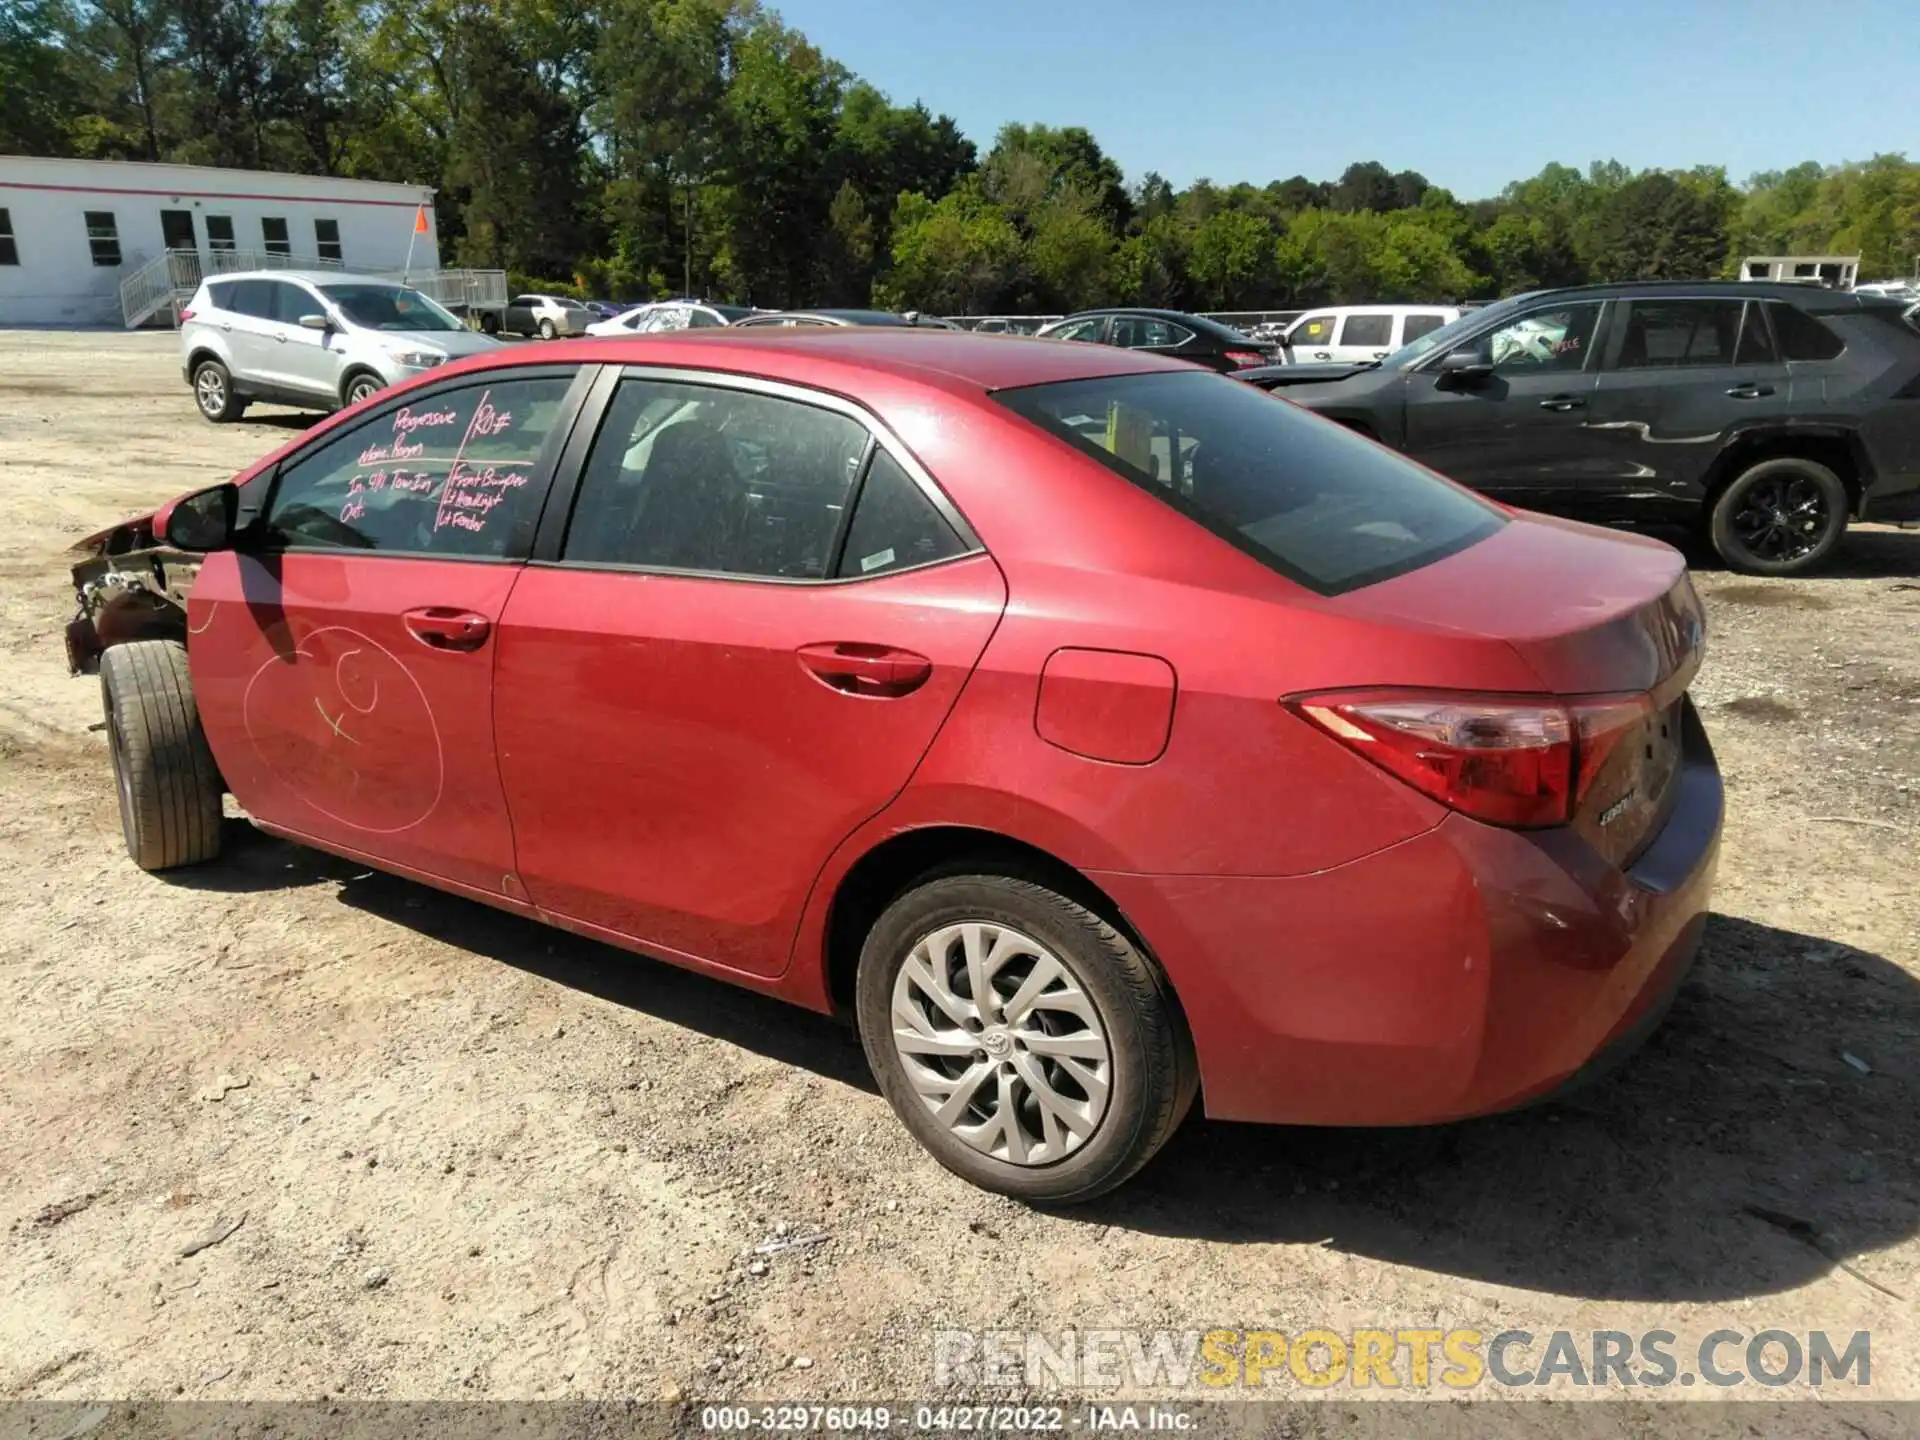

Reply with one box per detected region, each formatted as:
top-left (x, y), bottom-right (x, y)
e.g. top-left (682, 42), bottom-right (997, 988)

top-left (6, 0), bottom-right (1920, 311)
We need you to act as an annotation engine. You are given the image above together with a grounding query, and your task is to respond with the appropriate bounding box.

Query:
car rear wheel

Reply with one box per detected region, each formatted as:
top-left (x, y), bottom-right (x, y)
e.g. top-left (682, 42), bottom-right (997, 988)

top-left (192, 359), bottom-right (243, 423)
top-left (100, 640), bottom-right (223, 872)
top-left (538, 318), bottom-right (556, 340)
top-left (856, 873), bottom-right (1193, 1203)
top-left (343, 372), bottom-right (383, 407)
top-left (479, 311), bottom-right (500, 335)
top-left (1709, 457), bottom-right (1848, 576)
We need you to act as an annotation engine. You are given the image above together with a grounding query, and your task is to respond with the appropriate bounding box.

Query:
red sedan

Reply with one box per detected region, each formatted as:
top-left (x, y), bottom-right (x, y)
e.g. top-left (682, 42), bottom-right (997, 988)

top-left (71, 330), bottom-right (1720, 1202)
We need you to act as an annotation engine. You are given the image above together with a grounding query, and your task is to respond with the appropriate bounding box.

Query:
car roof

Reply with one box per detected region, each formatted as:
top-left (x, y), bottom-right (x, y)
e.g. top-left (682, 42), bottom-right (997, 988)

top-left (1056, 307), bottom-right (1258, 341)
top-left (1525, 278), bottom-right (1901, 313)
top-left (439, 328), bottom-right (1185, 394)
top-left (201, 270), bottom-right (396, 286)
top-left (1292, 303), bottom-right (1458, 315)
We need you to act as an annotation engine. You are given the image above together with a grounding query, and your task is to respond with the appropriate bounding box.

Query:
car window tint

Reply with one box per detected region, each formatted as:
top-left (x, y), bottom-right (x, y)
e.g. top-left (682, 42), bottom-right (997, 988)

top-left (1049, 318), bottom-right (1106, 343)
top-left (260, 376), bottom-right (573, 557)
top-left (997, 370), bottom-right (1502, 595)
top-left (1290, 315), bottom-right (1337, 347)
top-left (1612, 300), bottom-right (1744, 369)
top-left (1401, 313), bottom-right (1446, 344)
top-left (1480, 303), bottom-right (1602, 373)
top-left (271, 281), bottom-right (316, 325)
top-left (1111, 316), bottom-right (1190, 348)
top-left (1768, 303), bottom-right (1847, 361)
top-left (835, 450), bottom-right (965, 578)
top-left (688, 308), bottom-right (726, 328)
top-left (206, 280), bottom-right (237, 311)
top-left (564, 378), bottom-right (870, 579)
top-left (1734, 302), bottom-right (1778, 364)
top-left (230, 279), bottom-right (276, 320)
top-left (1341, 314), bottom-right (1392, 347)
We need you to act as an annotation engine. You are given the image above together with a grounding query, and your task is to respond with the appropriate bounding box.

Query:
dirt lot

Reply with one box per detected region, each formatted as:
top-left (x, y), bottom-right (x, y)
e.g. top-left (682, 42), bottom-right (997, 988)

top-left (0, 331), bottom-right (1916, 1415)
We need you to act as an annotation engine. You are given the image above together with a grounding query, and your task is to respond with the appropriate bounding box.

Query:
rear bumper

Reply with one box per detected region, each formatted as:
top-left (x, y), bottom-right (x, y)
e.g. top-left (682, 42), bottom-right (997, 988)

top-left (1097, 706), bottom-right (1722, 1126)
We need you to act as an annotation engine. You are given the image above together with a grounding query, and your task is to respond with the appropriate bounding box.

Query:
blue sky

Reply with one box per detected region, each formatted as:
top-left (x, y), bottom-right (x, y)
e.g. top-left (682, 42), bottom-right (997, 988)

top-left (773, 0), bottom-right (1920, 198)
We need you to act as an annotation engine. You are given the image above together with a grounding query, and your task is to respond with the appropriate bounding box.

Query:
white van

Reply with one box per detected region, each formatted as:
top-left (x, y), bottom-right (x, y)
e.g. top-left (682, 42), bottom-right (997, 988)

top-left (1281, 305), bottom-right (1461, 364)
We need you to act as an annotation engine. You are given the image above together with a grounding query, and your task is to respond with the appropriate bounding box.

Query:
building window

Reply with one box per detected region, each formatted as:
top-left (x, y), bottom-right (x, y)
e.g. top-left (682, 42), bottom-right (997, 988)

top-left (206, 215), bottom-right (235, 252)
top-left (262, 217), bottom-right (291, 256)
top-left (84, 211), bottom-right (121, 267)
top-left (0, 208), bottom-right (17, 266)
top-left (314, 218), bottom-right (342, 263)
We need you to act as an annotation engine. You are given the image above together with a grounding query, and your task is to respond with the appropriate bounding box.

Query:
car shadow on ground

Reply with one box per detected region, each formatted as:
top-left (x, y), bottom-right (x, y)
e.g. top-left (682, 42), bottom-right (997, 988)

top-left (239, 410), bottom-right (321, 433)
top-left (1083, 912), bottom-right (1919, 1302)
top-left (176, 830), bottom-right (1914, 1303)
top-left (173, 821), bottom-right (875, 1090)
top-left (1677, 523), bottom-right (1920, 581)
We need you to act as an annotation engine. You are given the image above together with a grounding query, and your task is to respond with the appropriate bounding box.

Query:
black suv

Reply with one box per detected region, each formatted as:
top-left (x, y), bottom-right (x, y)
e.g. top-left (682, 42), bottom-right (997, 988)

top-left (1240, 281), bottom-right (1920, 574)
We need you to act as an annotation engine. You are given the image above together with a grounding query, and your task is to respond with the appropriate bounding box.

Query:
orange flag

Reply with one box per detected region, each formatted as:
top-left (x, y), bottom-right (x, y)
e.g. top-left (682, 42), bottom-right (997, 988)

top-left (413, 205), bottom-right (430, 234)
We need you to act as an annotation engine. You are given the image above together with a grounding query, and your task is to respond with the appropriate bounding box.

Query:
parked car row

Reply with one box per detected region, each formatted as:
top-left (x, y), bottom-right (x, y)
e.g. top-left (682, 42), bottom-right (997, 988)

top-left (177, 270), bottom-right (1920, 579)
top-left (82, 325), bottom-right (1724, 1202)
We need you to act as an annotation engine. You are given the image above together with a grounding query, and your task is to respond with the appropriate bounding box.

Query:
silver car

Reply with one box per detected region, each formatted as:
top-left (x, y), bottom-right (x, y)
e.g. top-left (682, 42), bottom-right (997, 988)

top-left (180, 270), bottom-right (501, 423)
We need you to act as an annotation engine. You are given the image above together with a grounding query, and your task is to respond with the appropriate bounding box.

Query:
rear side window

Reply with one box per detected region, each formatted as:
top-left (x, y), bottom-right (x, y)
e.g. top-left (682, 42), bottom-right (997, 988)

top-left (835, 451), bottom-right (965, 577)
top-left (1734, 302), bottom-right (1778, 364)
top-left (1341, 314), bottom-right (1392, 347)
top-left (1401, 313), bottom-right (1446, 344)
top-left (996, 370), bottom-right (1503, 595)
top-left (1768, 303), bottom-right (1846, 361)
top-left (564, 378), bottom-right (870, 578)
top-left (229, 279), bottom-right (276, 319)
top-left (205, 280), bottom-right (237, 311)
top-left (1111, 315), bottom-right (1192, 348)
top-left (259, 376), bottom-right (574, 557)
top-left (1613, 299), bottom-right (1744, 368)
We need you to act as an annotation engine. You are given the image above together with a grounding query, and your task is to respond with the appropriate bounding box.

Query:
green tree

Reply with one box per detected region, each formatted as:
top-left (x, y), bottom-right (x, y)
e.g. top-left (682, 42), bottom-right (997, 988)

top-left (1187, 209), bottom-right (1276, 307)
top-left (1587, 170), bottom-right (1733, 281)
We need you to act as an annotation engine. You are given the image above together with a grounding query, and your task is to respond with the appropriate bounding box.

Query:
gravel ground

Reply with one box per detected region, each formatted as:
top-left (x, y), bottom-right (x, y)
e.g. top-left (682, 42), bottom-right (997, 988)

top-left (0, 331), bottom-right (1915, 1415)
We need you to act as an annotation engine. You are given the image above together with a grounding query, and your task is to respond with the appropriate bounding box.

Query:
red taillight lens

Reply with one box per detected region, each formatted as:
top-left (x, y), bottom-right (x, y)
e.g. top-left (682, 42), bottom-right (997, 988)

top-left (179, 307), bottom-right (197, 321)
top-left (1225, 350), bottom-right (1265, 369)
top-left (1289, 689), bottom-right (1655, 829)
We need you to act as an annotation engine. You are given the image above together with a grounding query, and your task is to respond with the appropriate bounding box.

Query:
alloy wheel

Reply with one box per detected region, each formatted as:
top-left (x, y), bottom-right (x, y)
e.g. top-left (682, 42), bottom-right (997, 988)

top-left (1731, 473), bottom-right (1829, 564)
top-left (348, 378), bottom-right (379, 405)
top-left (889, 921), bottom-right (1112, 1165)
top-left (195, 368), bottom-right (225, 416)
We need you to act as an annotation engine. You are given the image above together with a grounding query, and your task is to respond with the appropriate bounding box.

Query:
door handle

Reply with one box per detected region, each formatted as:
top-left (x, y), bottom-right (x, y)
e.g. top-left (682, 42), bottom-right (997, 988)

top-left (797, 642), bottom-right (933, 697)
top-left (273, 332), bottom-right (287, 344)
top-left (403, 607), bottom-right (492, 651)
top-left (1539, 394), bottom-right (1586, 412)
top-left (1726, 382), bottom-right (1776, 399)
top-left (1312, 351), bottom-right (1331, 360)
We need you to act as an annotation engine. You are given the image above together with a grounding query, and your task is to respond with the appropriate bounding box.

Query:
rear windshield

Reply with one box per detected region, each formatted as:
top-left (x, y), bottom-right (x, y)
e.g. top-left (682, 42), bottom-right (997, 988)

top-left (994, 370), bottom-right (1503, 594)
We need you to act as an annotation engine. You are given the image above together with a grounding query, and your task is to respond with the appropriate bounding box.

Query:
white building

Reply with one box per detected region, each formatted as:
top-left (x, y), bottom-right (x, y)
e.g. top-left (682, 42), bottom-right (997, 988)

top-left (0, 156), bottom-right (440, 326)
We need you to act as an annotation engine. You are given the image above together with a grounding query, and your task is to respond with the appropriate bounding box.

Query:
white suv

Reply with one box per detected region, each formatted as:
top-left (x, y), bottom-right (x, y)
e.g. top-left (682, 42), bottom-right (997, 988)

top-left (1281, 305), bottom-right (1462, 364)
top-left (180, 270), bottom-right (500, 423)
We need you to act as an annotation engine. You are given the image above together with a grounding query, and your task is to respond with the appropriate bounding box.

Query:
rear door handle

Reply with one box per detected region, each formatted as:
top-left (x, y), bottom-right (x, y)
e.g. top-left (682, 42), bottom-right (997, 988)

top-left (797, 642), bottom-right (932, 697)
top-left (1726, 382), bottom-right (1776, 399)
top-left (1539, 394), bottom-right (1586, 412)
top-left (403, 607), bottom-right (492, 651)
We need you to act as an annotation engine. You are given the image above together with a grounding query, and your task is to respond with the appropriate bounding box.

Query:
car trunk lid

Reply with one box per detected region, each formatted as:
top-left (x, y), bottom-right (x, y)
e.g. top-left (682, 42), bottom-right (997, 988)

top-left (1329, 513), bottom-right (1704, 866)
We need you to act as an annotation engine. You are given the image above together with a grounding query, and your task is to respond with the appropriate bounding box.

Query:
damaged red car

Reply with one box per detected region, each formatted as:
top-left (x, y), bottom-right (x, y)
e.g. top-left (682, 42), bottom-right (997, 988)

top-left (68, 330), bottom-right (1721, 1202)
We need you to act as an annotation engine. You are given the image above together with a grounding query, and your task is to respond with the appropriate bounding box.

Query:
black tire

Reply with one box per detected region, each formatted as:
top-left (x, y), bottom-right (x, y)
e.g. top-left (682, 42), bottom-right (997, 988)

top-left (856, 872), bottom-right (1194, 1203)
top-left (538, 318), bottom-right (556, 340)
top-left (100, 640), bottom-right (223, 872)
top-left (479, 311), bottom-right (501, 335)
top-left (342, 371), bottom-right (383, 407)
top-left (192, 359), bottom-right (244, 423)
top-left (1709, 457), bottom-right (1849, 576)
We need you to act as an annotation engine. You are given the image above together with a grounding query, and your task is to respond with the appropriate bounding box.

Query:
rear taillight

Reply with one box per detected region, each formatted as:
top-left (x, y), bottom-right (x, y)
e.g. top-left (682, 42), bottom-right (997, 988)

top-left (1225, 350), bottom-right (1265, 370)
top-left (1289, 689), bottom-right (1653, 829)
top-left (179, 307), bottom-right (196, 321)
